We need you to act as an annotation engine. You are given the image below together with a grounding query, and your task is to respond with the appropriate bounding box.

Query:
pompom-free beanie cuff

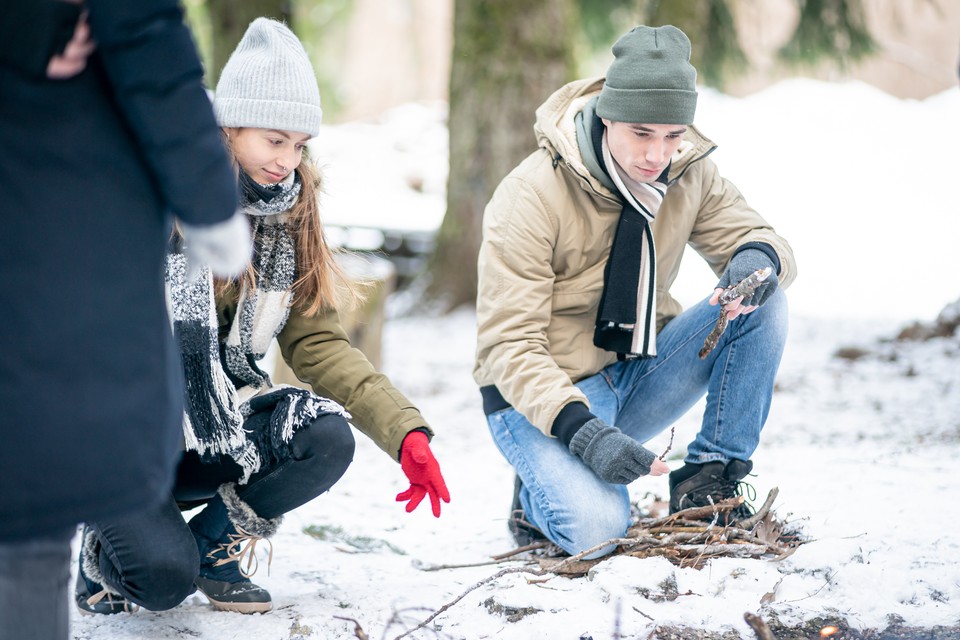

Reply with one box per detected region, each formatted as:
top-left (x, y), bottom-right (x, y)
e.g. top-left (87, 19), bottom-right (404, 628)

top-left (215, 97), bottom-right (322, 137)
top-left (596, 86), bottom-right (697, 125)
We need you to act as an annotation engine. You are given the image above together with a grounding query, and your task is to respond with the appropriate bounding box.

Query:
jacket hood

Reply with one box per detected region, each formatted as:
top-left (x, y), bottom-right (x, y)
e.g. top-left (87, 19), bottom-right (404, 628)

top-left (534, 77), bottom-right (717, 196)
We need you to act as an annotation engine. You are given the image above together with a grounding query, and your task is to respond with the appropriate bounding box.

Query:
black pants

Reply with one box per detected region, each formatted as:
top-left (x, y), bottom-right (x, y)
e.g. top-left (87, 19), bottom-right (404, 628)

top-left (87, 412), bottom-right (355, 610)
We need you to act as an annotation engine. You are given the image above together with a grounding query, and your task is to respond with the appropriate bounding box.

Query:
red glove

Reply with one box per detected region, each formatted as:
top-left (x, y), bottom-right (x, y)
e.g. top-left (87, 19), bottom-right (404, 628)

top-left (396, 431), bottom-right (450, 517)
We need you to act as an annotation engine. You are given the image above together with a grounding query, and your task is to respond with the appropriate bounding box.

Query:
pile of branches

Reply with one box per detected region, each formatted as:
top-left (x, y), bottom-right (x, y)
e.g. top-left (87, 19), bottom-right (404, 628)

top-left (397, 489), bottom-right (805, 639)
top-left (529, 487), bottom-right (806, 576)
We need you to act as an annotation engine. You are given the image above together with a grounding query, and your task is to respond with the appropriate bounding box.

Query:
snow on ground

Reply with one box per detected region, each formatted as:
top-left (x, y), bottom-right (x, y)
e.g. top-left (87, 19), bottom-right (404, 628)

top-left (70, 81), bottom-right (960, 639)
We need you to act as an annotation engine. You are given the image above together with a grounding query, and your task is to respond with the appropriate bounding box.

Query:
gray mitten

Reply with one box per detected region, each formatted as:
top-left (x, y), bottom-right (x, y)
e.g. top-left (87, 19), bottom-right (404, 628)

top-left (568, 418), bottom-right (657, 484)
top-left (180, 211), bottom-right (253, 281)
top-left (716, 248), bottom-right (779, 307)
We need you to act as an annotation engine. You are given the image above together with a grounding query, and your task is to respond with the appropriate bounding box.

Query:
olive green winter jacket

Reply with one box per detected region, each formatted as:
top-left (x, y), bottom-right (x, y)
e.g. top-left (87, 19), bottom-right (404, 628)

top-left (473, 77), bottom-right (796, 437)
top-left (218, 296), bottom-right (429, 461)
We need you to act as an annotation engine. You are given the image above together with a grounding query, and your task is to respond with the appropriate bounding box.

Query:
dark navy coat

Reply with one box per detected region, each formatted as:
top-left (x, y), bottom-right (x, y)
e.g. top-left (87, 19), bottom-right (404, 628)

top-left (0, 0), bottom-right (237, 540)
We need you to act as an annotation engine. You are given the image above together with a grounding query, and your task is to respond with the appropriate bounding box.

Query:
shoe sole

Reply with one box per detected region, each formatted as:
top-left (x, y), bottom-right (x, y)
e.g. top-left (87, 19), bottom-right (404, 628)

top-left (75, 601), bottom-right (137, 615)
top-left (202, 596), bottom-right (272, 614)
top-left (194, 576), bottom-right (272, 614)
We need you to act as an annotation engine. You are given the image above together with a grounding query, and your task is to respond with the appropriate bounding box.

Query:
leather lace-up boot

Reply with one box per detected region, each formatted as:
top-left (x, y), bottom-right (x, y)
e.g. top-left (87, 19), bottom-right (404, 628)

top-left (668, 459), bottom-right (755, 524)
top-left (189, 483), bottom-right (281, 614)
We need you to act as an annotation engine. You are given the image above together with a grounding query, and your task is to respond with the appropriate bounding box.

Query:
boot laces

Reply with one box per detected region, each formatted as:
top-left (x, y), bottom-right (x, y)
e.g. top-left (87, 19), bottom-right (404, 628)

top-left (716, 475), bottom-right (757, 503)
top-left (86, 589), bottom-right (139, 613)
top-left (208, 525), bottom-right (273, 578)
top-left (710, 473), bottom-right (757, 519)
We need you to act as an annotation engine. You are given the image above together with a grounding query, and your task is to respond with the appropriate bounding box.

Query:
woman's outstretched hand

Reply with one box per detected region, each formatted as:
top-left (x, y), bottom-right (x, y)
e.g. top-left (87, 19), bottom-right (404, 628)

top-left (396, 431), bottom-right (450, 517)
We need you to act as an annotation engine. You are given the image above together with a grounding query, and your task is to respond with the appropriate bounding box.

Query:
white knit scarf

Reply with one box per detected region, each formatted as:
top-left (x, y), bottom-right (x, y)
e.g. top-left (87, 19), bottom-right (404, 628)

top-left (597, 130), bottom-right (669, 357)
top-left (165, 172), bottom-right (347, 483)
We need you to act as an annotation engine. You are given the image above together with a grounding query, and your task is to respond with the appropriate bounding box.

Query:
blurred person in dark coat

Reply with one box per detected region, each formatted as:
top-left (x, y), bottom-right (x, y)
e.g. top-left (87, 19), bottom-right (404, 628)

top-left (0, 1), bottom-right (249, 638)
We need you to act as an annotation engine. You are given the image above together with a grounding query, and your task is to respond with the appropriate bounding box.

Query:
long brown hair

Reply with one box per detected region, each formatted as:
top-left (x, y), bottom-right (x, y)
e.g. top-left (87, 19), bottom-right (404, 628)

top-left (217, 147), bottom-right (360, 316)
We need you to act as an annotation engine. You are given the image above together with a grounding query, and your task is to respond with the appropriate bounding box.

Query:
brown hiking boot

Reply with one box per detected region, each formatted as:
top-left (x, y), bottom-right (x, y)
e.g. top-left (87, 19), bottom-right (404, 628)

top-left (668, 460), bottom-right (755, 523)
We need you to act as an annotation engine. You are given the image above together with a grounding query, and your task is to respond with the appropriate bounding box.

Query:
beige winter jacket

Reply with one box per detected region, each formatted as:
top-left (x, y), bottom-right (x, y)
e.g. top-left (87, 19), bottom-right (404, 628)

top-left (473, 77), bottom-right (796, 437)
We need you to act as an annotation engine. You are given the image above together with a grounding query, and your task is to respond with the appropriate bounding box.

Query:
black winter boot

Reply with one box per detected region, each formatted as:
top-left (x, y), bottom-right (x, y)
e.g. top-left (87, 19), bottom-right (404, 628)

top-left (188, 483), bottom-right (281, 614)
top-left (668, 460), bottom-right (755, 524)
top-left (507, 475), bottom-right (547, 547)
top-left (75, 526), bottom-right (138, 615)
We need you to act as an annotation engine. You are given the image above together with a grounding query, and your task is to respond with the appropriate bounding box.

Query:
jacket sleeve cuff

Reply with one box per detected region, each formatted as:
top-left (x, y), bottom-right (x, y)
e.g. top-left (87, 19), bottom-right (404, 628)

top-left (550, 402), bottom-right (595, 447)
top-left (735, 241), bottom-right (782, 275)
top-left (395, 427), bottom-right (431, 461)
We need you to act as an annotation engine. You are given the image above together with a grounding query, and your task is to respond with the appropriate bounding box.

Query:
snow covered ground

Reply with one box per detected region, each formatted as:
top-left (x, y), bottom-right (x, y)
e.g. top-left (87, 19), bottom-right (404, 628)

top-left (70, 80), bottom-right (960, 639)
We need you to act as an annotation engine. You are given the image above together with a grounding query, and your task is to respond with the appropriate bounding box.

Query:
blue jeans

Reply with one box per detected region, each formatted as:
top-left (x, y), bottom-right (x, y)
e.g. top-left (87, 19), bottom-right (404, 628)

top-left (486, 290), bottom-right (788, 557)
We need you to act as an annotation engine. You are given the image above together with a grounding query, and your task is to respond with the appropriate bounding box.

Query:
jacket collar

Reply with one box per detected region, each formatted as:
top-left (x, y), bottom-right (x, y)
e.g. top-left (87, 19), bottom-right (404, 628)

top-left (534, 78), bottom-right (718, 197)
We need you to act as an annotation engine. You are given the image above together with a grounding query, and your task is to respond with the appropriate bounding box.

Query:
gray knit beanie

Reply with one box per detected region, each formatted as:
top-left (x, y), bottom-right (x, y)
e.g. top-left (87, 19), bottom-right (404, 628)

top-left (214, 18), bottom-right (322, 137)
top-left (596, 25), bottom-right (698, 125)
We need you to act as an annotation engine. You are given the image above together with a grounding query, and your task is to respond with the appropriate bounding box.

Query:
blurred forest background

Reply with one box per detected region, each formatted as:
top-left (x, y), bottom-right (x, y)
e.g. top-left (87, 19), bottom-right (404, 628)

top-left (181, 0), bottom-right (960, 309)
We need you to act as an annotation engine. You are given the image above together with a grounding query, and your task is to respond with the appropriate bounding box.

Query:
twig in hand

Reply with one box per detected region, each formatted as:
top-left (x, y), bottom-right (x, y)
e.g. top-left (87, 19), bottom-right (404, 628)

top-left (659, 425), bottom-right (675, 460)
top-left (699, 267), bottom-right (773, 359)
top-left (699, 310), bottom-right (729, 360)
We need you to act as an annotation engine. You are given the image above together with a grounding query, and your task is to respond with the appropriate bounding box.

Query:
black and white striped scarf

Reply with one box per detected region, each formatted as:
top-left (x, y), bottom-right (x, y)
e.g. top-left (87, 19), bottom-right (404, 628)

top-left (592, 129), bottom-right (669, 359)
top-left (166, 170), bottom-right (348, 483)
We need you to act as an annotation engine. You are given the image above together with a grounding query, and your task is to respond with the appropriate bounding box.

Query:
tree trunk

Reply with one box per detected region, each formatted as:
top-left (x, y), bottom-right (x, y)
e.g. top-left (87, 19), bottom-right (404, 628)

top-left (643, 0), bottom-right (746, 89)
top-left (426, 0), bottom-right (576, 311)
top-left (207, 0), bottom-right (293, 85)
top-left (777, 0), bottom-right (875, 68)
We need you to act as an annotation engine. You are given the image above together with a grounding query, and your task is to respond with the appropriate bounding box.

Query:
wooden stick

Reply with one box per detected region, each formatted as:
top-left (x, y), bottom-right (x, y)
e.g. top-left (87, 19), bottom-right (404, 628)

top-left (622, 547), bottom-right (681, 560)
top-left (638, 517), bottom-right (722, 529)
top-left (397, 489), bottom-right (799, 638)
top-left (417, 557), bottom-right (521, 571)
top-left (391, 537), bottom-right (637, 640)
top-left (490, 540), bottom-right (551, 561)
top-left (648, 496), bottom-right (744, 526)
top-left (659, 532), bottom-right (713, 545)
top-left (646, 525), bottom-right (713, 534)
top-left (744, 612), bottom-right (775, 640)
top-left (738, 487), bottom-right (779, 531)
top-left (332, 616), bottom-right (370, 640)
top-left (675, 543), bottom-right (769, 557)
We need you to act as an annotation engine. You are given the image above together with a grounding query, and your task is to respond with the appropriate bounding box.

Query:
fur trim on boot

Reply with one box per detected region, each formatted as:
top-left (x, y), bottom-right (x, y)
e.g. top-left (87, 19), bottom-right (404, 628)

top-left (218, 483), bottom-right (283, 538)
top-left (190, 484), bottom-right (280, 613)
top-left (80, 528), bottom-right (121, 597)
top-left (75, 526), bottom-right (137, 615)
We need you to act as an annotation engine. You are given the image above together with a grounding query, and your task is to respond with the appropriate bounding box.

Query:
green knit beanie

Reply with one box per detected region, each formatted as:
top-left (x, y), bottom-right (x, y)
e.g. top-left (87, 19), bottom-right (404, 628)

top-left (596, 25), bottom-right (698, 125)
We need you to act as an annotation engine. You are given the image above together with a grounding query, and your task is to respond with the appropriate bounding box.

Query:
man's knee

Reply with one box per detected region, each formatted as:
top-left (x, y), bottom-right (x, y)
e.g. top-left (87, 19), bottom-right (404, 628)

top-left (737, 287), bottom-right (788, 347)
top-left (548, 502), bottom-right (629, 560)
top-left (758, 287), bottom-right (788, 327)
